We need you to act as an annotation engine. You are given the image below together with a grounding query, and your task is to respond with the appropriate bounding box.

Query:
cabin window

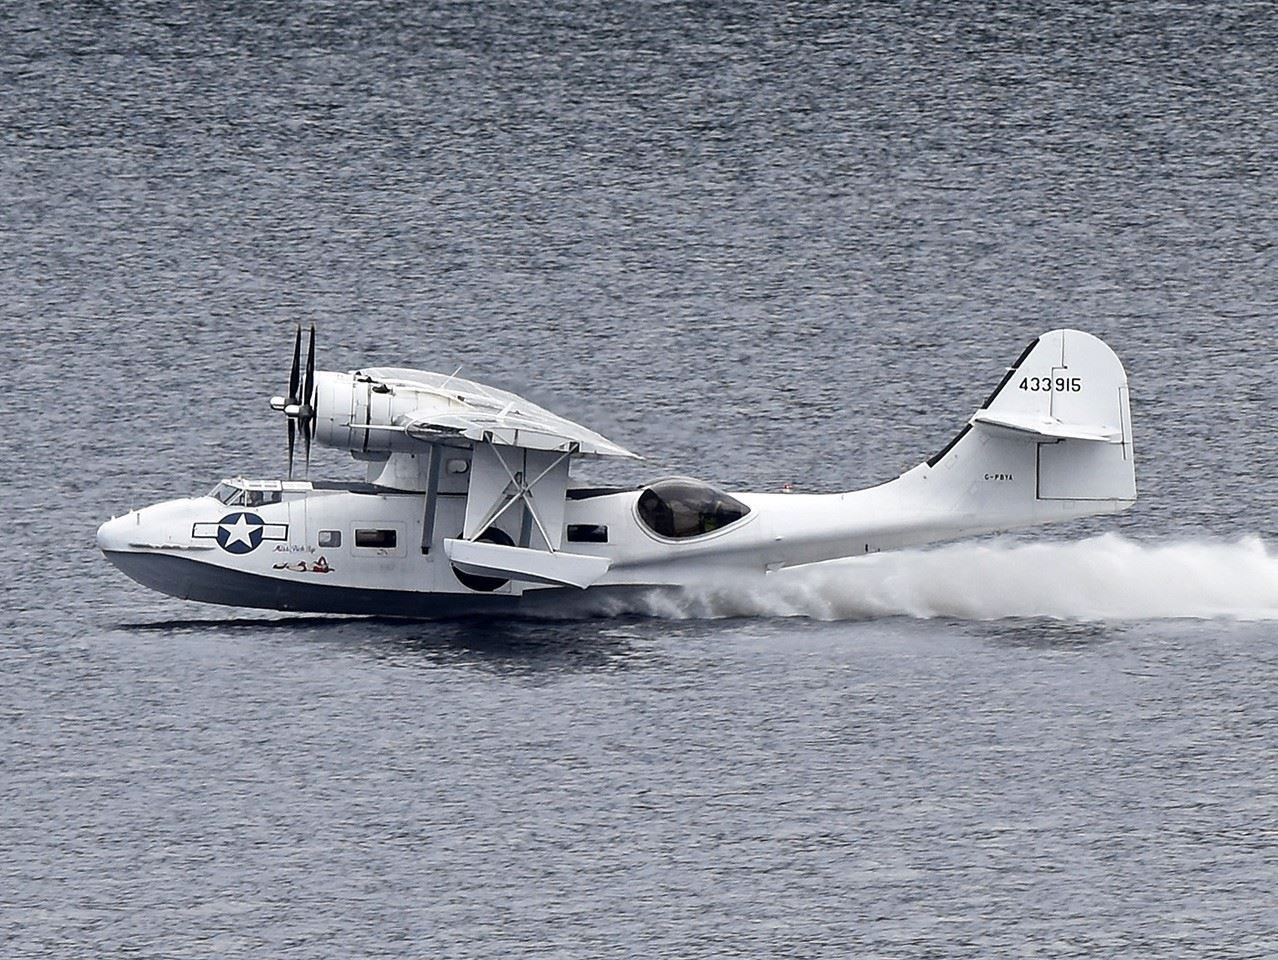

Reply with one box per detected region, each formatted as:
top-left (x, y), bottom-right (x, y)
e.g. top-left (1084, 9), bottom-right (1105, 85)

top-left (318, 530), bottom-right (341, 548)
top-left (244, 490), bottom-right (282, 507)
top-left (567, 524), bottom-right (609, 544)
top-left (637, 479), bottom-right (750, 539)
top-left (355, 528), bottom-right (397, 549)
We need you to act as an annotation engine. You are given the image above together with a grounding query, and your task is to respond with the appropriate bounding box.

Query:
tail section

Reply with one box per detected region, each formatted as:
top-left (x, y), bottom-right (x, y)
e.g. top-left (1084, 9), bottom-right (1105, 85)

top-left (903, 330), bottom-right (1136, 535)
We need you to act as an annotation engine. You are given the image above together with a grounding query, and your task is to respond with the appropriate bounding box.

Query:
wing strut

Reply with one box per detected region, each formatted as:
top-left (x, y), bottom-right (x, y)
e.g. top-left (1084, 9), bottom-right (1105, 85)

top-left (465, 443), bottom-right (575, 551)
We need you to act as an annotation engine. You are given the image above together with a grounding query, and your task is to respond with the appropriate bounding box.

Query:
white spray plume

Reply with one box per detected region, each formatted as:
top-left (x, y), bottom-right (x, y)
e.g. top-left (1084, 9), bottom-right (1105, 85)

top-left (571, 534), bottom-right (1278, 622)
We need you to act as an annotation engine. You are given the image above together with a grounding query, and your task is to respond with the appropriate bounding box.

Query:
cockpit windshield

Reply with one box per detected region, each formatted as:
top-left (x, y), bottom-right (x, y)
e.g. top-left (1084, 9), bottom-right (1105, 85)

top-left (209, 482), bottom-right (244, 505)
top-left (636, 479), bottom-right (750, 539)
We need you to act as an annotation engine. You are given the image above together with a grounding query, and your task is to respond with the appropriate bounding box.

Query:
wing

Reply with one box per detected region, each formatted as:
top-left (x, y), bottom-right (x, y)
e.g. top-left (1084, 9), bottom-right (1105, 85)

top-left (359, 367), bottom-right (640, 459)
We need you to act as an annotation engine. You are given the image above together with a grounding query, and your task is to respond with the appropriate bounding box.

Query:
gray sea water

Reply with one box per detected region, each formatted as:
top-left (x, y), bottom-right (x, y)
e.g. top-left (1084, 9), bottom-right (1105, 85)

top-left (3, 2), bottom-right (1278, 956)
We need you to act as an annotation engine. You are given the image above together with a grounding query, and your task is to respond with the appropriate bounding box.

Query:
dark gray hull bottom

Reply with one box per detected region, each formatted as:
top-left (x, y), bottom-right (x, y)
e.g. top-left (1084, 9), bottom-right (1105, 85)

top-left (103, 550), bottom-right (571, 618)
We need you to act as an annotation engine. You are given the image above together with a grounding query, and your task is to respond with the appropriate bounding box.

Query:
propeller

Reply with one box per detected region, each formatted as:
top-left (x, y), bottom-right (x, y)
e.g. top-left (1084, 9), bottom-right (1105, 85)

top-left (301, 323), bottom-right (316, 473)
top-left (270, 324), bottom-right (318, 479)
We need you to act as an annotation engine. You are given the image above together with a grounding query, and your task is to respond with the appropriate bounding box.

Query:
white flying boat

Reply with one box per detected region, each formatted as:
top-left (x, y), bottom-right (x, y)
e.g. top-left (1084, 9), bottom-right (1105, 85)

top-left (98, 328), bottom-right (1136, 616)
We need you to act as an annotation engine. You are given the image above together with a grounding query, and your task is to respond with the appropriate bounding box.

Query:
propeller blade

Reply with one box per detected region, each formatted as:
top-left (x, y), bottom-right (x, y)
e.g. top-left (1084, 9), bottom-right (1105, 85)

top-left (304, 324), bottom-right (316, 409)
top-left (302, 324), bottom-right (316, 476)
top-left (302, 418), bottom-right (311, 474)
top-left (285, 325), bottom-right (303, 479)
top-left (288, 325), bottom-right (301, 405)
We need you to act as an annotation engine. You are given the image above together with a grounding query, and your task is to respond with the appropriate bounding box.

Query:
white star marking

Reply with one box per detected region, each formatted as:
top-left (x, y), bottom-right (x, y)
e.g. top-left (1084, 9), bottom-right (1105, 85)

top-left (221, 514), bottom-right (262, 548)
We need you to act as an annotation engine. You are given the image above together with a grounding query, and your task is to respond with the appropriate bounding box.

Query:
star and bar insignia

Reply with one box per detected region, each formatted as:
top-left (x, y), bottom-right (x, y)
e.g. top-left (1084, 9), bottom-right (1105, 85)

top-left (192, 513), bottom-right (289, 554)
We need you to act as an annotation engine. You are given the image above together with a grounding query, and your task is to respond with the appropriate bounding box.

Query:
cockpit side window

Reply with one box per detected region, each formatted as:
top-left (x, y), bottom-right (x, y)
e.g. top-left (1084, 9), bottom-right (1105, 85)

top-left (637, 479), bottom-right (750, 539)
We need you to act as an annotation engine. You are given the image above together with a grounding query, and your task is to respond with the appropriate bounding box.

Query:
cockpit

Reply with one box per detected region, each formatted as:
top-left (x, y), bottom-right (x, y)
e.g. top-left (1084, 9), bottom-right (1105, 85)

top-left (208, 479), bottom-right (284, 508)
top-left (636, 478), bottom-right (751, 539)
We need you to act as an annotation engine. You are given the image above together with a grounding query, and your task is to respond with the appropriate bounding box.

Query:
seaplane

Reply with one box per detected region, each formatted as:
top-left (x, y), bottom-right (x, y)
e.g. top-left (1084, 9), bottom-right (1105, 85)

top-left (97, 328), bottom-right (1136, 617)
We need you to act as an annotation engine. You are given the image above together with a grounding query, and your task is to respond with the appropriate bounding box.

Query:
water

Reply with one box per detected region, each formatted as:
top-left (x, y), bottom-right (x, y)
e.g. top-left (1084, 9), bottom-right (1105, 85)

top-left (3, 2), bottom-right (1278, 956)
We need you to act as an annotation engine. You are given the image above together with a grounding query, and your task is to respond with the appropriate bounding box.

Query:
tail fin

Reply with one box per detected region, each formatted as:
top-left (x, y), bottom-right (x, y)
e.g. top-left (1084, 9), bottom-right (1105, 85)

top-left (910, 330), bottom-right (1135, 531)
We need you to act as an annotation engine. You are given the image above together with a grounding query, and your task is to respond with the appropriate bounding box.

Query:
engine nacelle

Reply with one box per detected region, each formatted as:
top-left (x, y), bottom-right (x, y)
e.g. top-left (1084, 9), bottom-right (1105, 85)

top-left (313, 370), bottom-right (468, 456)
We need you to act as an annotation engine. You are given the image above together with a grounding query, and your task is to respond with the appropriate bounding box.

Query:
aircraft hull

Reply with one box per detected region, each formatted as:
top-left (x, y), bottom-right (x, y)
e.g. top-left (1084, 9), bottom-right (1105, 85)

top-left (100, 549), bottom-right (688, 618)
top-left (102, 550), bottom-right (530, 617)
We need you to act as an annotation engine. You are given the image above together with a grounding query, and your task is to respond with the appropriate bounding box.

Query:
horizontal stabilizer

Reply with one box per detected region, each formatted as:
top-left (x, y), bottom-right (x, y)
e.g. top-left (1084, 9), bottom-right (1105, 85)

top-left (970, 410), bottom-right (1123, 443)
top-left (443, 538), bottom-right (611, 589)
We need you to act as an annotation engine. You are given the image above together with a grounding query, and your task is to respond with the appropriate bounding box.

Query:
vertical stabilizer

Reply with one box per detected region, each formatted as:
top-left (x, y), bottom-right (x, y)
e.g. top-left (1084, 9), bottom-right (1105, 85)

top-left (905, 329), bottom-right (1136, 534)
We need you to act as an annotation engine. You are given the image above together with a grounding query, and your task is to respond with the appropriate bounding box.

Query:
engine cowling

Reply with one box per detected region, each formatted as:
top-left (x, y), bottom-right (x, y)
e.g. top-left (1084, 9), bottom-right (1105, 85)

top-left (313, 371), bottom-right (465, 456)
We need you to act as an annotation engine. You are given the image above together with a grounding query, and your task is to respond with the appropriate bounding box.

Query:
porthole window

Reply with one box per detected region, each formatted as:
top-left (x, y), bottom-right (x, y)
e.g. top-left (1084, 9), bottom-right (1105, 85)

top-left (318, 530), bottom-right (341, 548)
top-left (636, 479), bottom-right (750, 539)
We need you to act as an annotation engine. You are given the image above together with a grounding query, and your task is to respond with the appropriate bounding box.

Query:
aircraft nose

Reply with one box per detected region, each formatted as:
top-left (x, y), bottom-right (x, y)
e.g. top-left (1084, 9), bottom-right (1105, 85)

top-left (96, 513), bottom-right (134, 552)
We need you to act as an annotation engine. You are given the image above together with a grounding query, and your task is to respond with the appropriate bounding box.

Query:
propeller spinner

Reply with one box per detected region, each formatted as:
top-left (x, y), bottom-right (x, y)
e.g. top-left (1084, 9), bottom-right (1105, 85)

top-left (268, 324), bottom-right (318, 478)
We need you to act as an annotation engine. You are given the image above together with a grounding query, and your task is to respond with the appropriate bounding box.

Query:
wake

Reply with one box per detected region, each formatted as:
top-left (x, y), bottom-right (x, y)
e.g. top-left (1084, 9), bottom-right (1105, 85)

top-left (576, 534), bottom-right (1278, 622)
